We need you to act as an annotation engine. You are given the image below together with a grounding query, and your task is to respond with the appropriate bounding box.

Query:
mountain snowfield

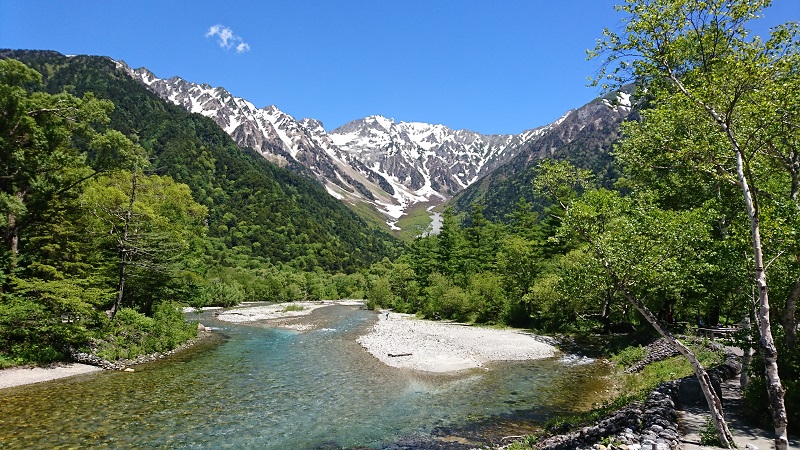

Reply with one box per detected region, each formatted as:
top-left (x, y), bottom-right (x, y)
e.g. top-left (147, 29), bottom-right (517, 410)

top-left (116, 60), bottom-right (626, 231)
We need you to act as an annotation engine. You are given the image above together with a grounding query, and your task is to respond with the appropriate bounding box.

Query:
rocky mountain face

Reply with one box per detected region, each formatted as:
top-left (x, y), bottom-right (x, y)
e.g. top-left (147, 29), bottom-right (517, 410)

top-left (116, 62), bottom-right (528, 223)
top-left (450, 90), bottom-right (636, 220)
top-left (117, 61), bottom-right (630, 228)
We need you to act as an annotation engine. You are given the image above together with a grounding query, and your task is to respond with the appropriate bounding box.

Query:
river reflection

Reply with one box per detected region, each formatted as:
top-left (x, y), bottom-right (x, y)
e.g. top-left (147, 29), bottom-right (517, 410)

top-left (0, 305), bottom-right (611, 449)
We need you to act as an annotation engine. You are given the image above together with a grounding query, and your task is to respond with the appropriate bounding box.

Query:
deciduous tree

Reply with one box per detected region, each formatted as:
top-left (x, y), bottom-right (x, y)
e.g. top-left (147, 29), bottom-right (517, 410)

top-left (590, 1), bottom-right (796, 446)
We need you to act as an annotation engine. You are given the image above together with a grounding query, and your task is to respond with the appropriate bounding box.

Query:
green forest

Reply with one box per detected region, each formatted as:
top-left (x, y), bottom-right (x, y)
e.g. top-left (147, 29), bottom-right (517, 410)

top-left (1, 0), bottom-right (798, 446)
top-left (0, 52), bottom-right (400, 366)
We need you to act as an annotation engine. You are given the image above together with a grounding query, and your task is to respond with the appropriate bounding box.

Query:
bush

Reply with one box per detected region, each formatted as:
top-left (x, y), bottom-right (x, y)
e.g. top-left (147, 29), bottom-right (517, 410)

top-left (0, 279), bottom-right (110, 365)
top-left (700, 417), bottom-right (725, 447)
top-left (198, 278), bottom-right (245, 307)
top-left (94, 302), bottom-right (197, 361)
top-left (467, 272), bottom-right (507, 323)
top-left (366, 276), bottom-right (392, 310)
top-left (423, 273), bottom-right (469, 321)
top-left (281, 304), bottom-right (305, 312)
top-left (742, 338), bottom-right (799, 434)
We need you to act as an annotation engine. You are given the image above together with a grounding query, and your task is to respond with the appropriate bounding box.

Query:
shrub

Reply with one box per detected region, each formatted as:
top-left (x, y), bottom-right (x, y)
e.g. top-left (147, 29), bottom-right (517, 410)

top-left (366, 276), bottom-right (392, 310)
top-left (281, 304), bottom-right (305, 312)
top-left (422, 273), bottom-right (470, 321)
top-left (0, 279), bottom-right (110, 365)
top-left (94, 302), bottom-right (197, 361)
top-left (700, 417), bottom-right (725, 446)
top-left (199, 278), bottom-right (245, 307)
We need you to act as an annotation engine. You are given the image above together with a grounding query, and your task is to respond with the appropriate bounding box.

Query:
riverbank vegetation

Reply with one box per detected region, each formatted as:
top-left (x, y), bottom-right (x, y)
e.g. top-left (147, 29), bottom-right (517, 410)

top-left (504, 339), bottom-right (726, 450)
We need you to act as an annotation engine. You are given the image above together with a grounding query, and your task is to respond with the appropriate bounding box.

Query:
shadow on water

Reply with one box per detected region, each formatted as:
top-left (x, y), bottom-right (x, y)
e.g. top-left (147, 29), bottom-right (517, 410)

top-left (0, 305), bottom-right (613, 449)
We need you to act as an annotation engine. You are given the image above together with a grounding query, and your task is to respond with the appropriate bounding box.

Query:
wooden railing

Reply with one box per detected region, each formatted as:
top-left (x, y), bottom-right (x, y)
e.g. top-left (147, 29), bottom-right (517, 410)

top-left (696, 326), bottom-right (738, 339)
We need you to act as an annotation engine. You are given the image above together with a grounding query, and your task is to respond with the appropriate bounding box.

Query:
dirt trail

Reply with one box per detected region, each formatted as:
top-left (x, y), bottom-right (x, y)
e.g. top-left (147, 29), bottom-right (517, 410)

top-left (678, 378), bottom-right (798, 449)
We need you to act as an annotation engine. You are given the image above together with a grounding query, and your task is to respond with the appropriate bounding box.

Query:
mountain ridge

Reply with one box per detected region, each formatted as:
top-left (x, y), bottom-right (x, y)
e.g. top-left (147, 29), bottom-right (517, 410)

top-left (450, 89), bottom-right (635, 221)
top-left (117, 61), bottom-right (551, 227)
top-left (116, 59), bottom-right (633, 231)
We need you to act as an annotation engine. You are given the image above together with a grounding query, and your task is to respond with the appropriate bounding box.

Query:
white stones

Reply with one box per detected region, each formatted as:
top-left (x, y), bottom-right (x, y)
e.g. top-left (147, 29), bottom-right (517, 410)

top-left (356, 313), bottom-right (557, 373)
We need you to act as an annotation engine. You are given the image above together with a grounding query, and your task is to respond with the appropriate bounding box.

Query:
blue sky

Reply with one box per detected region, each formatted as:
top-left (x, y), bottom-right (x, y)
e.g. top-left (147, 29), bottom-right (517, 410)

top-left (2, 1), bottom-right (797, 135)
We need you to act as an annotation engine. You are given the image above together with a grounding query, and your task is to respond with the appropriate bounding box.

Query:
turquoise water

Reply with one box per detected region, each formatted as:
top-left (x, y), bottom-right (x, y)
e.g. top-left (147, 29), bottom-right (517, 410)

top-left (0, 305), bottom-right (611, 449)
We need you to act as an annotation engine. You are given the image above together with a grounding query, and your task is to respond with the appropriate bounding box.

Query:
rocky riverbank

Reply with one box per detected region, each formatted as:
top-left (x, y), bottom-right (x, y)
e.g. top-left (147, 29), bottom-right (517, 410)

top-left (357, 311), bottom-right (557, 373)
top-left (69, 328), bottom-right (217, 371)
top-left (503, 347), bottom-right (742, 450)
top-left (214, 300), bottom-right (365, 330)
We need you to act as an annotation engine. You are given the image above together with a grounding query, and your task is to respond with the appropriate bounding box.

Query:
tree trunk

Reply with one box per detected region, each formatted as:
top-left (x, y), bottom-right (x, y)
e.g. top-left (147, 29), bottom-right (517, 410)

top-left (110, 172), bottom-right (137, 320)
top-left (733, 146), bottom-right (789, 450)
top-left (3, 191), bottom-right (25, 279)
top-left (609, 267), bottom-right (735, 448)
top-left (669, 71), bottom-right (790, 449)
top-left (783, 275), bottom-right (800, 349)
top-left (740, 306), bottom-right (754, 390)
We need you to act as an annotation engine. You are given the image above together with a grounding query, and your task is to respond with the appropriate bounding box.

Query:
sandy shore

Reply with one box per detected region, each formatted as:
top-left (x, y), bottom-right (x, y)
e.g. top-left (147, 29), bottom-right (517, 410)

top-left (357, 312), bottom-right (557, 373)
top-left (0, 363), bottom-right (103, 389)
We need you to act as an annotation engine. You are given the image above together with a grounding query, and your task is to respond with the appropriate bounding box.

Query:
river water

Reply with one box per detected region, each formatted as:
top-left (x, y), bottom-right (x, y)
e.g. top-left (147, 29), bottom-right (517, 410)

top-left (0, 305), bottom-right (611, 449)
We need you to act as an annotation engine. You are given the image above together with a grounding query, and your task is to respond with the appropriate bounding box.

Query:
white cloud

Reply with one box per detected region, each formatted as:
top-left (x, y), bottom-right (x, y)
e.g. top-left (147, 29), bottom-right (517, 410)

top-left (236, 42), bottom-right (250, 53)
top-left (206, 24), bottom-right (250, 53)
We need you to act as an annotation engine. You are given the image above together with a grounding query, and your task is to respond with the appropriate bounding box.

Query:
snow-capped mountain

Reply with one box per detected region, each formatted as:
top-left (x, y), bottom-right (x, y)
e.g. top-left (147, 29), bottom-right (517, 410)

top-left (116, 60), bottom-right (630, 230)
top-left (328, 116), bottom-right (545, 210)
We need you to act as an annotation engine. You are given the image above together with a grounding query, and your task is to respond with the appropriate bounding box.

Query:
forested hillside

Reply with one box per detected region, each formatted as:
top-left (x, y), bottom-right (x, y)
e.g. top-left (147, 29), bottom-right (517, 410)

top-left (1, 50), bottom-right (399, 273)
top-left (450, 91), bottom-right (634, 221)
top-left (0, 52), bottom-right (399, 367)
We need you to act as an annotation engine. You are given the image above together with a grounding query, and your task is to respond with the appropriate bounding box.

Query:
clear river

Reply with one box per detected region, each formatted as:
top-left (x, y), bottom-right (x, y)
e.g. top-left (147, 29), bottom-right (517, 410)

top-left (0, 305), bottom-right (612, 449)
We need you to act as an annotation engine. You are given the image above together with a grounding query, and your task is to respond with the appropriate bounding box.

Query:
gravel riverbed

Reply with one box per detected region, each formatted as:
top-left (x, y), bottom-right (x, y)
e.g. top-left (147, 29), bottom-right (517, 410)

top-left (357, 311), bottom-right (558, 373)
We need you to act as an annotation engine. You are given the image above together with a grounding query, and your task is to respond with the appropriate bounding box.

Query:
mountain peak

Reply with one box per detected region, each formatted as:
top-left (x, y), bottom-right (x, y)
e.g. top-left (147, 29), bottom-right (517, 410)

top-left (120, 63), bottom-right (625, 232)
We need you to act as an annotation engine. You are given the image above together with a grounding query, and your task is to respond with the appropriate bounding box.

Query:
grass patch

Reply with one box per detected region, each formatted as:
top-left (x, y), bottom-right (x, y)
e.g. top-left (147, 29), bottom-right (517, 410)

top-left (347, 201), bottom-right (391, 231)
top-left (281, 304), bottom-right (305, 312)
top-left (614, 342), bottom-right (723, 394)
top-left (0, 354), bottom-right (23, 369)
top-left (610, 344), bottom-right (647, 368)
top-left (336, 197), bottom-right (440, 241)
top-left (394, 203), bottom-right (437, 240)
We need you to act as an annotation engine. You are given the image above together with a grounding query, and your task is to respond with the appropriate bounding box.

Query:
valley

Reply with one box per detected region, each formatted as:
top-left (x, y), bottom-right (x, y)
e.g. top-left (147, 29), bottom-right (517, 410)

top-left (1, 1), bottom-right (798, 448)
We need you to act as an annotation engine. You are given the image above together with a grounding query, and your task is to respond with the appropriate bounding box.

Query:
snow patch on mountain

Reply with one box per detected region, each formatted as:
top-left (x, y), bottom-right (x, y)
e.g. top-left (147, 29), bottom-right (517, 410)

top-left (115, 58), bottom-right (619, 231)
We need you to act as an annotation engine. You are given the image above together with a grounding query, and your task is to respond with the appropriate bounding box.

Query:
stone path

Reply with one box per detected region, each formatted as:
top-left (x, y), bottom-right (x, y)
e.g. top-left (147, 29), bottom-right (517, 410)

top-left (677, 378), bottom-right (798, 449)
